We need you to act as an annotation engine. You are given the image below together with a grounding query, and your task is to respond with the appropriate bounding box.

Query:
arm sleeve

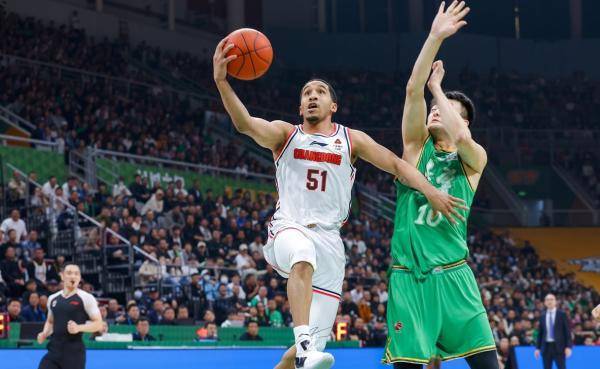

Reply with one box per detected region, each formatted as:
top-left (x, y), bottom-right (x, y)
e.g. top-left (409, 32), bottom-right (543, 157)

top-left (47, 295), bottom-right (56, 318)
top-left (536, 316), bottom-right (543, 349)
top-left (563, 313), bottom-right (573, 348)
top-left (81, 291), bottom-right (101, 318)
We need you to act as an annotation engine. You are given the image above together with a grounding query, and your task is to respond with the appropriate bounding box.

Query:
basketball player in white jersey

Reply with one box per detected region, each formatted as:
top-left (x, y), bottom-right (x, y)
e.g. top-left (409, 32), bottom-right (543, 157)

top-left (213, 40), bottom-right (466, 369)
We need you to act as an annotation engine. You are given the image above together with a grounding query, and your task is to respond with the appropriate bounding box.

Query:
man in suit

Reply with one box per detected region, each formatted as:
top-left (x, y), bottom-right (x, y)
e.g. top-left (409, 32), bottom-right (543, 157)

top-left (535, 294), bottom-right (572, 369)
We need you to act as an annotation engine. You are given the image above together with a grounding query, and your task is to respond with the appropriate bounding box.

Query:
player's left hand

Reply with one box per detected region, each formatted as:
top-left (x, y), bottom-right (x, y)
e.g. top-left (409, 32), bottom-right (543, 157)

top-left (426, 190), bottom-right (468, 224)
top-left (565, 347), bottom-right (572, 358)
top-left (592, 304), bottom-right (600, 321)
top-left (67, 320), bottom-right (80, 334)
top-left (427, 60), bottom-right (445, 92)
top-left (430, 1), bottom-right (470, 40)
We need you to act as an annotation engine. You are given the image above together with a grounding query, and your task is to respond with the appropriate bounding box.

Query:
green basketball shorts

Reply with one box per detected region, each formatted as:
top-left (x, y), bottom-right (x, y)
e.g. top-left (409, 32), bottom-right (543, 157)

top-left (383, 260), bottom-right (496, 365)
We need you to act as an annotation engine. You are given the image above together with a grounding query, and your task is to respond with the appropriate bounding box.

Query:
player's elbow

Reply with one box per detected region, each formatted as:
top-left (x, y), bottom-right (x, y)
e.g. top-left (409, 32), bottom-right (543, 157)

top-left (405, 81), bottom-right (420, 98)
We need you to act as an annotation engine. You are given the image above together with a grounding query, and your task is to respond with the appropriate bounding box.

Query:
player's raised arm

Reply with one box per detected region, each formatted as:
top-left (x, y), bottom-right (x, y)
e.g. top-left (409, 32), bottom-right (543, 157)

top-left (403, 1), bottom-right (470, 157)
top-left (427, 61), bottom-right (487, 174)
top-left (213, 38), bottom-right (293, 152)
top-left (350, 129), bottom-right (466, 224)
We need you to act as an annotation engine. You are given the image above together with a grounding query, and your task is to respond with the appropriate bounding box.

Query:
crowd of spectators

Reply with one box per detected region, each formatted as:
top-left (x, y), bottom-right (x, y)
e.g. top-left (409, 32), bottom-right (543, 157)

top-left (1, 171), bottom-right (599, 351)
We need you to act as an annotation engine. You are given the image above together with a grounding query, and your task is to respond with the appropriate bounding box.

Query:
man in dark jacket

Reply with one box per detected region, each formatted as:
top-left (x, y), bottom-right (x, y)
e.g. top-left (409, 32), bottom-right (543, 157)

top-left (535, 294), bottom-right (572, 369)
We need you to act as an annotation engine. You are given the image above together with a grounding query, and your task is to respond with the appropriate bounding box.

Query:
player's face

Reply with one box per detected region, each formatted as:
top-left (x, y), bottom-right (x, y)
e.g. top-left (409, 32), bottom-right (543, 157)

top-left (299, 81), bottom-right (337, 124)
top-left (61, 265), bottom-right (81, 290)
top-left (426, 99), bottom-right (468, 135)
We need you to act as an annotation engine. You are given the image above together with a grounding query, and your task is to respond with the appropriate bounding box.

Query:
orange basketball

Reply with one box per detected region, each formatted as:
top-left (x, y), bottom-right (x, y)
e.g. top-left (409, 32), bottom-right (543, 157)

top-left (225, 28), bottom-right (273, 81)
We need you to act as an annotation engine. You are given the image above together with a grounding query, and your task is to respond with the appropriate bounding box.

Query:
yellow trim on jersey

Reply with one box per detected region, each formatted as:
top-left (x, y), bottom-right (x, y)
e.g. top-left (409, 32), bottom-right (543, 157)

top-left (458, 158), bottom-right (476, 193)
top-left (441, 345), bottom-right (497, 361)
top-left (415, 135), bottom-right (432, 169)
top-left (391, 259), bottom-right (466, 272)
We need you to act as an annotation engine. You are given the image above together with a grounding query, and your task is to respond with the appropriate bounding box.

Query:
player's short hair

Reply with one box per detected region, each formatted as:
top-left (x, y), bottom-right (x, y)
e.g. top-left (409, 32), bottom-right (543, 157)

top-left (301, 79), bottom-right (338, 104)
top-left (440, 90), bottom-right (476, 124)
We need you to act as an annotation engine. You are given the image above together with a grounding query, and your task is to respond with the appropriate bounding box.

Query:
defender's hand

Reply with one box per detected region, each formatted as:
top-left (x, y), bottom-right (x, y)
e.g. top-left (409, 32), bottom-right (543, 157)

top-left (425, 189), bottom-right (467, 225)
top-left (213, 38), bottom-right (238, 82)
top-left (427, 60), bottom-right (446, 92)
top-left (430, 1), bottom-right (470, 40)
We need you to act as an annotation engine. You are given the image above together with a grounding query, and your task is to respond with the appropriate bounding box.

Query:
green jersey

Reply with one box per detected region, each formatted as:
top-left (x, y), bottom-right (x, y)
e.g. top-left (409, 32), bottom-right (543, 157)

top-left (392, 136), bottom-right (475, 276)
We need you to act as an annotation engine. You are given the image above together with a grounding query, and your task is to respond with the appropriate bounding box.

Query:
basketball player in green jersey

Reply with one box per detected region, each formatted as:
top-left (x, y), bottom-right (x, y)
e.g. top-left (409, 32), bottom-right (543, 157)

top-left (383, 2), bottom-right (498, 368)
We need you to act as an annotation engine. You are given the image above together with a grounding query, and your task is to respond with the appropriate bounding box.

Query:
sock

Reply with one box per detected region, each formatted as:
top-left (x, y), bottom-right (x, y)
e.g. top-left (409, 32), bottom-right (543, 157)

top-left (293, 325), bottom-right (311, 354)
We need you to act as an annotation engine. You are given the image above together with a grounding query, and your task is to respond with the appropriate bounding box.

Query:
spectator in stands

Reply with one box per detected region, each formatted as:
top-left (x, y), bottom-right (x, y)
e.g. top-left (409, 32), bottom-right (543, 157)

top-left (255, 302), bottom-right (269, 327)
top-left (61, 176), bottom-right (79, 198)
top-left (6, 298), bottom-right (23, 322)
top-left (348, 317), bottom-right (370, 346)
top-left (130, 175), bottom-right (150, 203)
top-left (106, 298), bottom-right (121, 323)
top-left (234, 244), bottom-right (255, 276)
top-left (213, 283), bottom-right (236, 325)
top-left (21, 292), bottom-right (46, 322)
top-left (0, 209), bottom-right (27, 243)
top-left (141, 189), bottom-right (164, 216)
top-left (7, 171), bottom-right (26, 206)
top-left (21, 231), bottom-right (42, 262)
top-left (41, 176), bottom-right (58, 198)
top-left (239, 320), bottom-right (263, 341)
top-left (112, 176), bottom-right (132, 198)
top-left (267, 299), bottom-right (283, 328)
top-left (26, 248), bottom-right (49, 288)
top-left (160, 307), bottom-right (177, 325)
top-left (175, 306), bottom-right (194, 325)
top-left (116, 303), bottom-right (140, 325)
top-left (0, 246), bottom-right (25, 297)
top-left (148, 298), bottom-right (164, 325)
top-left (195, 321), bottom-right (218, 341)
top-left (133, 317), bottom-right (156, 341)
top-left (188, 180), bottom-right (202, 204)
top-left (249, 286), bottom-right (268, 308)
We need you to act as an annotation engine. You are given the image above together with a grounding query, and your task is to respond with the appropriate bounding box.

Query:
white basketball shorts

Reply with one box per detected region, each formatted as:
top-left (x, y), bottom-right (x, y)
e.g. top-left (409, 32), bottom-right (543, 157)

top-left (264, 220), bottom-right (346, 351)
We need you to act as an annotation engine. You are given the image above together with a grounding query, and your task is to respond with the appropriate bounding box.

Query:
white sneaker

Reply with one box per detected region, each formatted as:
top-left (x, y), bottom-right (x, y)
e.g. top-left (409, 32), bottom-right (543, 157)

top-left (294, 350), bottom-right (334, 369)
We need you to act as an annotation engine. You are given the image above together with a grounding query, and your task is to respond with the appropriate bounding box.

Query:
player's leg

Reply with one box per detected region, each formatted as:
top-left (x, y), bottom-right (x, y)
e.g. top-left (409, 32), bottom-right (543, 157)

top-left (464, 350), bottom-right (500, 369)
top-left (436, 264), bottom-right (497, 365)
top-left (270, 228), bottom-right (332, 369)
top-left (393, 363), bottom-right (423, 369)
top-left (383, 270), bottom-right (438, 367)
top-left (274, 346), bottom-right (296, 369)
top-left (38, 355), bottom-right (61, 369)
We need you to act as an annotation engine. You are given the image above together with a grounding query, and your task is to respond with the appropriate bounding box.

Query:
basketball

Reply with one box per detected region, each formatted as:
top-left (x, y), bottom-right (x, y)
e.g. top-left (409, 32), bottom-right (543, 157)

top-left (225, 28), bottom-right (273, 81)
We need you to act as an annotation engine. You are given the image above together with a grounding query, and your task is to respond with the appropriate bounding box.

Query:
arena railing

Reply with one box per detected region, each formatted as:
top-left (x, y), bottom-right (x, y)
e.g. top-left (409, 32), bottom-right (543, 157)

top-left (0, 134), bottom-right (59, 151)
top-left (4, 162), bottom-right (162, 298)
top-left (91, 148), bottom-right (275, 185)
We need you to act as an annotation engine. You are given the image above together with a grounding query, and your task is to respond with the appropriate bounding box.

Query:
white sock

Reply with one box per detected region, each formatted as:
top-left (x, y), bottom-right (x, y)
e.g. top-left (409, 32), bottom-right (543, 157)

top-left (293, 325), bottom-right (311, 354)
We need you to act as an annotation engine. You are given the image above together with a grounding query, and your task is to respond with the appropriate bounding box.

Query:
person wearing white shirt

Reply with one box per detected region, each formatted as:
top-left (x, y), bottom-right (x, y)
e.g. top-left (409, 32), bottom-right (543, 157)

top-left (112, 177), bottom-right (132, 198)
top-left (42, 176), bottom-right (59, 199)
top-left (0, 209), bottom-right (27, 243)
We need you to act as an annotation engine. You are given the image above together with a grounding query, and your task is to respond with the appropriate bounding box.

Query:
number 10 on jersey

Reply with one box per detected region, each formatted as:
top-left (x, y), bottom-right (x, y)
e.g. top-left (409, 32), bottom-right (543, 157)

top-left (306, 169), bottom-right (328, 191)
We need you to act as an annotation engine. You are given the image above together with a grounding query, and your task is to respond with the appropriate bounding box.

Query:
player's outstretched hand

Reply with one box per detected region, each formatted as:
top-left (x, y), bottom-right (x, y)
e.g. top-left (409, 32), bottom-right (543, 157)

top-left (592, 304), bottom-right (600, 321)
top-left (430, 1), bottom-right (470, 40)
top-left (427, 190), bottom-right (468, 225)
top-left (213, 38), bottom-right (238, 82)
top-left (67, 320), bottom-right (80, 334)
top-left (37, 332), bottom-right (47, 344)
top-left (427, 60), bottom-right (445, 92)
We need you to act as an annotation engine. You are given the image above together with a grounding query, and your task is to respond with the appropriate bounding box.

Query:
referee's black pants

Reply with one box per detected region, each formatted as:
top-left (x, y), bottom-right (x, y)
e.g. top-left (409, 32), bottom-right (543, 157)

top-left (38, 340), bottom-right (86, 369)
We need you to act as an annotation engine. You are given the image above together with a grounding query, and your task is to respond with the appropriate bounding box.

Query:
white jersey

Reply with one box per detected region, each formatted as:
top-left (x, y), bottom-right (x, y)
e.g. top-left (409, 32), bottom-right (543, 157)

top-left (272, 123), bottom-right (355, 229)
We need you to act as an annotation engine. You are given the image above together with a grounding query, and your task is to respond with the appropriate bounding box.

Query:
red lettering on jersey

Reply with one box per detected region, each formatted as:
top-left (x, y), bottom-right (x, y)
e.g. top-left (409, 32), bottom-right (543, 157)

top-left (69, 301), bottom-right (80, 306)
top-left (293, 149), bottom-right (342, 165)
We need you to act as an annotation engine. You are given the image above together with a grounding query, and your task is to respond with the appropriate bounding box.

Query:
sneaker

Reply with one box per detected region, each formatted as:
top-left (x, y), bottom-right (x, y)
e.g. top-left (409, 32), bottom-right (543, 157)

top-left (294, 350), bottom-right (334, 369)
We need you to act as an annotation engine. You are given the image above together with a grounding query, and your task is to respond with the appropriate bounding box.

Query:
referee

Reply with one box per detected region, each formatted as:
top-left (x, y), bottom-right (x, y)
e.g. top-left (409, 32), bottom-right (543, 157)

top-left (37, 263), bottom-right (103, 369)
